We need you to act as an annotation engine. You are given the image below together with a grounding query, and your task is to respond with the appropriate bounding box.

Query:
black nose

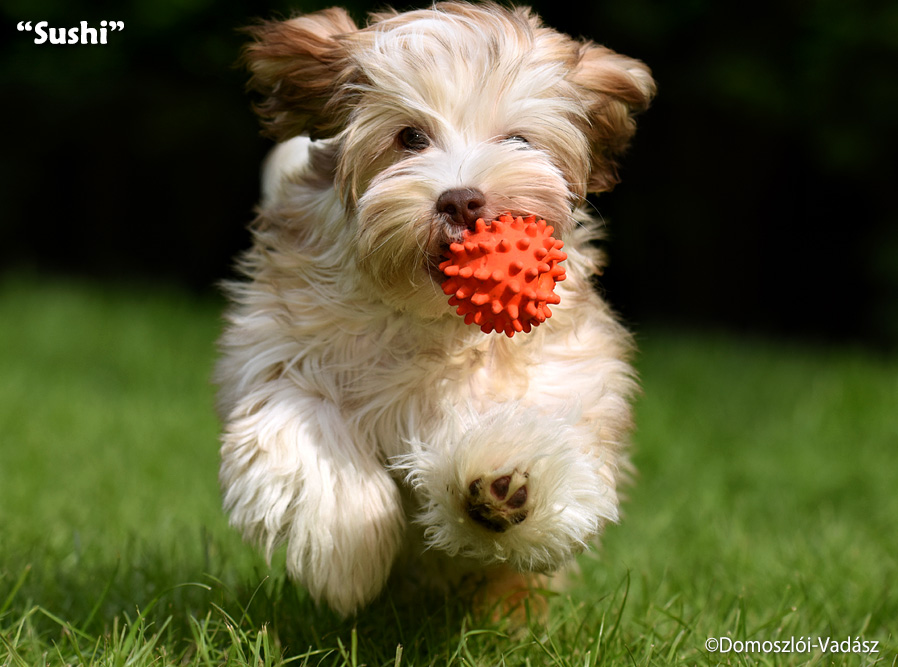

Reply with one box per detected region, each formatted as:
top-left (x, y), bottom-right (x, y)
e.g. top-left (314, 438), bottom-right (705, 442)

top-left (436, 188), bottom-right (486, 229)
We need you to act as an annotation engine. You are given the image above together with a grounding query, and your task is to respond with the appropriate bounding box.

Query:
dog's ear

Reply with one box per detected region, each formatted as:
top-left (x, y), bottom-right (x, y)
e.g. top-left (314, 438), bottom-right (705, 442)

top-left (569, 44), bottom-right (655, 193)
top-left (242, 8), bottom-right (358, 141)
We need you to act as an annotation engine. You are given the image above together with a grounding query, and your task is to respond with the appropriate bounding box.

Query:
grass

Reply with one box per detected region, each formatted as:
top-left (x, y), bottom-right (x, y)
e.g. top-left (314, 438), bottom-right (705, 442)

top-left (1, 273), bottom-right (896, 666)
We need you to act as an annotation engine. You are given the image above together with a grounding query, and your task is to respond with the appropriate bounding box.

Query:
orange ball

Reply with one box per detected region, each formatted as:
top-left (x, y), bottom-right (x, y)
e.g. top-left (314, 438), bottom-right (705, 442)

top-left (439, 214), bottom-right (567, 337)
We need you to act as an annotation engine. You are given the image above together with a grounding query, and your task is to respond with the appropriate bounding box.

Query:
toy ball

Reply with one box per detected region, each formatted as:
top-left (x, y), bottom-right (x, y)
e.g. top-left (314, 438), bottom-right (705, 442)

top-left (439, 214), bottom-right (567, 337)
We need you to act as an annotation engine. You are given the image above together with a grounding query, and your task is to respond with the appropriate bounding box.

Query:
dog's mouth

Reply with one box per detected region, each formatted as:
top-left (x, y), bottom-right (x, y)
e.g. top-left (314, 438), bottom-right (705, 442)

top-left (424, 211), bottom-right (538, 283)
top-left (426, 241), bottom-right (453, 282)
top-left (424, 215), bottom-right (468, 282)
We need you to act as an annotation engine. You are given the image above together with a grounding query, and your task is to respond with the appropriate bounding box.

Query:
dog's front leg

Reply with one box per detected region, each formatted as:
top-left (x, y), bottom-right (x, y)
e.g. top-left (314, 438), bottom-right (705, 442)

top-left (396, 404), bottom-right (619, 573)
top-left (219, 380), bottom-right (404, 616)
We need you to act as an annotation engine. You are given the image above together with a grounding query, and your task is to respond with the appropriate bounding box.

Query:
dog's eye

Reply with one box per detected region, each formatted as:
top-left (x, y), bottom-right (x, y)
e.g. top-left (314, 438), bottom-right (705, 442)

top-left (504, 135), bottom-right (529, 146)
top-left (399, 127), bottom-right (431, 152)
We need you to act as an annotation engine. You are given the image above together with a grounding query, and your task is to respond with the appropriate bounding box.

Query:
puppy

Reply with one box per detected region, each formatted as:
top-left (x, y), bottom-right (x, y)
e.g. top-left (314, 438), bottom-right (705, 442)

top-left (216, 2), bottom-right (654, 617)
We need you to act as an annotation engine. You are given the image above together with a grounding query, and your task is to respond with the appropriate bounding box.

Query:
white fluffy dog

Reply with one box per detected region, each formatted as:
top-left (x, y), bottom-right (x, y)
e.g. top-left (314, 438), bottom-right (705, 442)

top-left (216, 2), bottom-right (654, 617)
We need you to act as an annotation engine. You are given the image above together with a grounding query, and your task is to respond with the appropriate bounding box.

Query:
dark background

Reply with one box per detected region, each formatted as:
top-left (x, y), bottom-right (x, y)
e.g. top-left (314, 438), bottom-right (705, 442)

top-left (3, 0), bottom-right (897, 347)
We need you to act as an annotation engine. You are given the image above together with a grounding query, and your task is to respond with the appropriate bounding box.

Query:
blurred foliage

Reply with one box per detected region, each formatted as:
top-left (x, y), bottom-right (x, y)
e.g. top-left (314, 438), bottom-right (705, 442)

top-left (1, 0), bottom-right (896, 344)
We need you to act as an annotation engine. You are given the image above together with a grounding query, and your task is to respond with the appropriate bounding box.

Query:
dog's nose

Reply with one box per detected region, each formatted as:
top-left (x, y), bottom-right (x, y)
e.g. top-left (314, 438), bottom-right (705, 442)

top-left (437, 188), bottom-right (486, 229)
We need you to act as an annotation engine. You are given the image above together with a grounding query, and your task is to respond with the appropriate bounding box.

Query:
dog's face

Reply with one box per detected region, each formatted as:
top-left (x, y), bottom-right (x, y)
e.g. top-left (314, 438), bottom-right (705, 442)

top-left (244, 3), bottom-right (654, 313)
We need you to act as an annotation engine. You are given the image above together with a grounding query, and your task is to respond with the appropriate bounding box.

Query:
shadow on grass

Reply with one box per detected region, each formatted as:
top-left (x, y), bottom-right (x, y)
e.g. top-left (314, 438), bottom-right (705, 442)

top-left (3, 528), bottom-right (517, 665)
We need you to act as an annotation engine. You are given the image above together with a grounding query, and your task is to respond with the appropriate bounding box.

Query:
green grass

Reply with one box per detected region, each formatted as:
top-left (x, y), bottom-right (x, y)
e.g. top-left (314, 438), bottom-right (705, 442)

top-left (1, 274), bottom-right (896, 666)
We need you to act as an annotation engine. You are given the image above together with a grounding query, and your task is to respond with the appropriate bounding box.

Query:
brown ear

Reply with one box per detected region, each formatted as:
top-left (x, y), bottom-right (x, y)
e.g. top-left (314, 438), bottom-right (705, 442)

top-left (569, 43), bottom-right (656, 193)
top-left (242, 8), bottom-right (358, 141)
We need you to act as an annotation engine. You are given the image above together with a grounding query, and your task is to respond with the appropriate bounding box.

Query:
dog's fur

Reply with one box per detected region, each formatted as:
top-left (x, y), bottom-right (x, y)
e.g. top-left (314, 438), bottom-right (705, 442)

top-left (216, 2), bottom-right (654, 617)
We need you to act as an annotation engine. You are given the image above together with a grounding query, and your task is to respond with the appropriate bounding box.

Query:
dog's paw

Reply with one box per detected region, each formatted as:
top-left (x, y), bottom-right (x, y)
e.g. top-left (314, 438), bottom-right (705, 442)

top-left (466, 469), bottom-right (529, 532)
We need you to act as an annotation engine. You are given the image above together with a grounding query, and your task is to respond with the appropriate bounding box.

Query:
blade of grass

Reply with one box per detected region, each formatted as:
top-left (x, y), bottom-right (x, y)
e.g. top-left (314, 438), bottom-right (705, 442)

top-left (0, 565), bottom-right (31, 617)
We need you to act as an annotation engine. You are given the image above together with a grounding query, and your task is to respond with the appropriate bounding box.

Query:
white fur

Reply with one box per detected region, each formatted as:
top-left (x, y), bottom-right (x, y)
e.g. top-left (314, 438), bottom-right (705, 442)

top-left (392, 402), bottom-right (619, 569)
top-left (260, 135), bottom-right (314, 206)
top-left (217, 2), bottom-right (651, 617)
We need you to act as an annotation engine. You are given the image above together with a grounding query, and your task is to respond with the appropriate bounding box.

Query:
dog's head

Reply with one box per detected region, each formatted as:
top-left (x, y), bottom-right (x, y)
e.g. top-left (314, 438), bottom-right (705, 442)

top-left (243, 3), bottom-right (654, 313)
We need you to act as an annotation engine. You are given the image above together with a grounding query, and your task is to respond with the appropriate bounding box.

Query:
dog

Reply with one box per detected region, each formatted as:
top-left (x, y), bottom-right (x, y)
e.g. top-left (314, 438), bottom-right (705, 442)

top-left (216, 1), bottom-right (654, 617)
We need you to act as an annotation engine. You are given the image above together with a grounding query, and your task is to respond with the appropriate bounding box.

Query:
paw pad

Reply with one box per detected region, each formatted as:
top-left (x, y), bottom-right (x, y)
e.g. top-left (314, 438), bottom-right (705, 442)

top-left (466, 470), bottom-right (529, 532)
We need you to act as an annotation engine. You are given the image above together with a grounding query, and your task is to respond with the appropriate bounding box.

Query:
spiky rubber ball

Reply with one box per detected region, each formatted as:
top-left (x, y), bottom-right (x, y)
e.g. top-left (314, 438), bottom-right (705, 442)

top-left (439, 214), bottom-right (567, 337)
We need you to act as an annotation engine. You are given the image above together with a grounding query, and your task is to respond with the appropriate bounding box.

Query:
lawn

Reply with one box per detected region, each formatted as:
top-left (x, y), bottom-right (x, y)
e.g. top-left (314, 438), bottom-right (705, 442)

top-left (1, 274), bottom-right (896, 666)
